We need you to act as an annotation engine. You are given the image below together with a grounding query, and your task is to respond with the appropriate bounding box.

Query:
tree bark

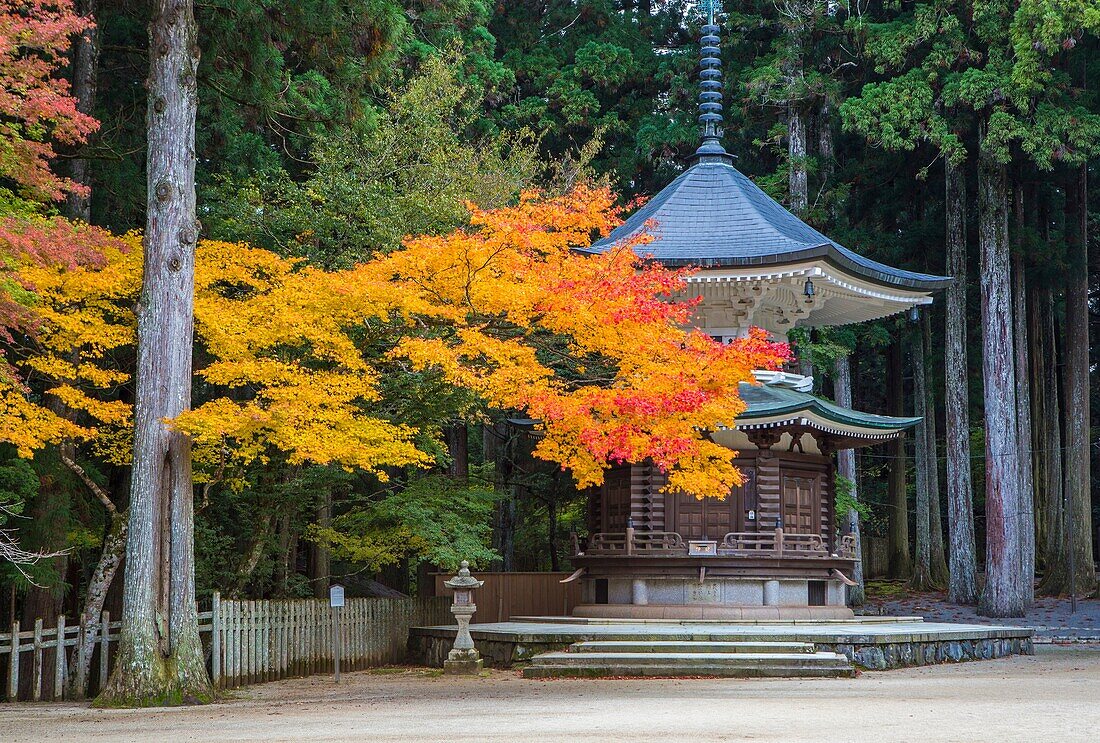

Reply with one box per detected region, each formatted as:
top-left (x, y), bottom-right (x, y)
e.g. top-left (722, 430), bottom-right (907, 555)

top-left (98, 0), bottom-right (210, 706)
top-left (788, 107), bottom-right (808, 215)
top-left (310, 490), bottom-right (331, 599)
top-left (444, 422), bottom-right (469, 481)
top-left (924, 314), bottom-right (949, 585)
top-left (1046, 163), bottom-right (1097, 595)
top-left (274, 508), bottom-right (295, 596)
top-left (1012, 183), bottom-right (1036, 602)
top-left (976, 135), bottom-right (1028, 617)
top-left (833, 354), bottom-right (865, 604)
top-left (911, 323), bottom-right (933, 589)
top-left (70, 509), bottom-right (127, 698)
top-left (817, 100), bottom-right (835, 185)
top-left (1032, 283), bottom-right (1065, 590)
top-left (64, 0), bottom-right (99, 222)
top-left (785, 20), bottom-right (807, 216)
top-left (887, 340), bottom-right (910, 578)
top-left (944, 157), bottom-right (979, 603)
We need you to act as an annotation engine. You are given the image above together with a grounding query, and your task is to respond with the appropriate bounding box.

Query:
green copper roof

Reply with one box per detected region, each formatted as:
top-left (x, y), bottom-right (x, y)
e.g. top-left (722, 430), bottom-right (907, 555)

top-left (736, 382), bottom-right (921, 435)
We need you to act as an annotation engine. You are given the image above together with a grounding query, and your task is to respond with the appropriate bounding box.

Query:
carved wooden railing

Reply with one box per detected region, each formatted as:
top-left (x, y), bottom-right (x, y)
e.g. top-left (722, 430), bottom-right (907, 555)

top-left (585, 531), bottom-right (687, 555)
top-left (633, 531), bottom-right (686, 552)
top-left (719, 531), bottom-right (777, 554)
top-left (587, 532), bottom-right (630, 554)
top-left (580, 528), bottom-right (852, 559)
top-left (837, 534), bottom-right (858, 559)
top-left (720, 530), bottom-right (829, 556)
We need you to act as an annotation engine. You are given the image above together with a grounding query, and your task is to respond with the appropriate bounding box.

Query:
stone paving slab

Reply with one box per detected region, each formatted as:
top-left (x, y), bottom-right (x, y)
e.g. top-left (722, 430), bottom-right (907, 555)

top-left (572, 640), bottom-right (816, 653)
top-left (866, 593), bottom-right (1100, 642)
top-left (511, 614), bottom-right (923, 625)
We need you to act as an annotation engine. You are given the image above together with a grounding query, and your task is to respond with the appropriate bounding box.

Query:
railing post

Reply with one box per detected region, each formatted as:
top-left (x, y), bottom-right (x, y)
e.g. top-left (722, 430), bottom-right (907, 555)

top-left (775, 526), bottom-right (784, 556)
top-left (53, 615), bottom-right (66, 701)
top-left (211, 591), bottom-right (221, 688)
top-left (7, 619), bottom-right (19, 701)
top-left (625, 523), bottom-right (635, 556)
top-left (31, 618), bottom-right (43, 702)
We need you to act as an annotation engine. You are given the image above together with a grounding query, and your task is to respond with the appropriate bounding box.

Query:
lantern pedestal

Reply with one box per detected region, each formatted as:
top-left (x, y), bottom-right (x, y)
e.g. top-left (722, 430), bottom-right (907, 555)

top-left (444, 604), bottom-right (483, 674)
top-left (443, 561), bottom-right (484, 675)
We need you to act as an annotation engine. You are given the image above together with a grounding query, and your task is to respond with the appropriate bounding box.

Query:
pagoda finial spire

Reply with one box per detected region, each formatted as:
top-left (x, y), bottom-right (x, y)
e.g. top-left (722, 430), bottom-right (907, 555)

top-left (695, 0), bottom-right (732, 163)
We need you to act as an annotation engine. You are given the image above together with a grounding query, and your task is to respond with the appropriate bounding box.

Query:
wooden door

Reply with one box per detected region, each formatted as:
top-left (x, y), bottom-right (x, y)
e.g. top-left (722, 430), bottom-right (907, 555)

top-left (781, 475), bottom-right (818, 534)
top-left (667, 469), bottom-right (754, 539)
top-left (601, 465), bottom-right (631, 532)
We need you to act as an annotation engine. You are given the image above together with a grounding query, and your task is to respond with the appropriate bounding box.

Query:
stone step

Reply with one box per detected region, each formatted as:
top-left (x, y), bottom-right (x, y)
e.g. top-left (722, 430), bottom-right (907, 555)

top-left (568, 640), bottom-right (816, 654)
top-left (522, 651), bottom-right (854, 679)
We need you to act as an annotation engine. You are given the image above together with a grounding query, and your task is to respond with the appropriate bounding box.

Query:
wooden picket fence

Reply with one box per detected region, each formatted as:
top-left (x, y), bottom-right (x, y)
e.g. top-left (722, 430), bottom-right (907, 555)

top-left (0, 594), bottom-right (451, 701)
top-left (213, 595), bottom-right (450, 689)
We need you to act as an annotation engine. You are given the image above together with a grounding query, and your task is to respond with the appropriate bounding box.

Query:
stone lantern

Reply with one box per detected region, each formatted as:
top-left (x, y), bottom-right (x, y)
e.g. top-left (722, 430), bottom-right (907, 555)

top-left (443, 560), bottom-right (484, 674)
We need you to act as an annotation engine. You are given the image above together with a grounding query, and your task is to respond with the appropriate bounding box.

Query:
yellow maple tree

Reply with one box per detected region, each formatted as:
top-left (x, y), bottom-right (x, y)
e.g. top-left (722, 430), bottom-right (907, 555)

top-left (9, 185), bottom-right (789, 499)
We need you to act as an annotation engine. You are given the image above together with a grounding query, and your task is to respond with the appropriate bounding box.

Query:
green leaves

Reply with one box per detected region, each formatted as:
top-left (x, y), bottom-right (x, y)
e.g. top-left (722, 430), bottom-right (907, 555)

top-left (308, 474), bottom-right (498, 572)
top-left (203, 57), bottom-right (539, 266)
top-left (841, 70), bottom-right (965, 168)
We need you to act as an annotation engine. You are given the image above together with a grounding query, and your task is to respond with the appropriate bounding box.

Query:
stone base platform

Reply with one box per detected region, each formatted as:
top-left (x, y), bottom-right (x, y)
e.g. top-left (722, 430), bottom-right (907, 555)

top-left (408, 616), bottom-right (1035, 672)
top-left (572, 603), bottom-right (854, 620)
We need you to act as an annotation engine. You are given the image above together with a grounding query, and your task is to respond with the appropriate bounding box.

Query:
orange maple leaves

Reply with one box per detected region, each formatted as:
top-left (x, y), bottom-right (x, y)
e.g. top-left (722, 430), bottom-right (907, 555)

top-left (8, 185), bottom-right (789, 498)
top-left (364, 185), bottom-right (791, 496)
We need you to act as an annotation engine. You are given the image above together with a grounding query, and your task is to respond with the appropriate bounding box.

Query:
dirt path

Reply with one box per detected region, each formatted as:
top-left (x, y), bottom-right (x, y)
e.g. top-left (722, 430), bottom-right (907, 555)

top-left (2, 646), bottom-right (1098, 743)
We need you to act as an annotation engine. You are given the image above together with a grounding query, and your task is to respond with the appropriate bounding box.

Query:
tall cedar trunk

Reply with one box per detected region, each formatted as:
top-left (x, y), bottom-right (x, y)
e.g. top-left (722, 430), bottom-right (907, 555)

top-left (63, 0), bottom-right (98, 222)
top-left (444, 422), bottom-right (469, 481)
top-left (976, 136), bottom-right (1028, 617)
top-left (833, 354), bottom-right (865, 604)
top-left (98, 0), bottom-right (211, 705)
top-left (788, 108), bottom-right (808, 215)
top-left (274, 509), bottom-right (292, 595)
top-left (310, 491), bottom-right (331, 599)
top-left (1032, 283), bottom-right (1065, 588)
top-left (1012, 184), bottom-right (1036, 601)
top-left (887, 340), bottom-right (910, 578)
top-left (817, 101), bottom-right (835, 184)
top-left (786, 24), bottom-right (807, 216)
top-left (924, 314), bottom-right (949, 584)
top-left (486, 421), bottom-right (517, 571)
top-left (911, 324), bottom-right (933, 589)
top-left (1048, 163), bottom-right (1098, 595)
top-left (944, 157), bottom-right (979, 603)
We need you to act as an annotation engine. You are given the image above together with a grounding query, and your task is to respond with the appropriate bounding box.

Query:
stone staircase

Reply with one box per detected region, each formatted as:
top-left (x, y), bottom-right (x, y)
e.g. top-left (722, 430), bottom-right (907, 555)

top-left (522, 640), bottom-right (854, 678)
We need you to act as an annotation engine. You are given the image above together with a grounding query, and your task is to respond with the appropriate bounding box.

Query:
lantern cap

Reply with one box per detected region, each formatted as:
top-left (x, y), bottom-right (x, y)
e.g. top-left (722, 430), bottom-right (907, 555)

top-left (444, 560), bottom-right (484, 589)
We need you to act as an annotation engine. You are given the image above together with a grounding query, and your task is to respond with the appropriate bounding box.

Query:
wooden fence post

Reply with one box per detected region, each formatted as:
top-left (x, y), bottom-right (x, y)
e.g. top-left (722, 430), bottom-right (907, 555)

top-left (31, 618), bottom-right (43, 702)
top-left (53, 615), bottom-right (66, 701)
top-left (7, 619), bottom-right (18, 701)
top-left (211, 591), bottom-right (221, 688)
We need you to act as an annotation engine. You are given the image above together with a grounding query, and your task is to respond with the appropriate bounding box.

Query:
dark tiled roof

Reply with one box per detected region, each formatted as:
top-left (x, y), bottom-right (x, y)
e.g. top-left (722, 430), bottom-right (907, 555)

top-left (737, 382), bottom-right (921, 431)
top-left (590, 161), bottom-right (951, 291)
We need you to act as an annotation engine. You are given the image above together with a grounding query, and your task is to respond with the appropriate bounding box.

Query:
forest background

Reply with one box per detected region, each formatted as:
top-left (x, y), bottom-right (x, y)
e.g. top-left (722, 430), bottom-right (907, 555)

top-left (2, 0), bottom-right (1098, 649)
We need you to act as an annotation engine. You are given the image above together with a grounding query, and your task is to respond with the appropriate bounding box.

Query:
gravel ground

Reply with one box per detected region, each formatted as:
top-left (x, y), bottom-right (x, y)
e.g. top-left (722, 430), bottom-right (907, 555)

top-left (1, 645), bottom-right (1098, 743)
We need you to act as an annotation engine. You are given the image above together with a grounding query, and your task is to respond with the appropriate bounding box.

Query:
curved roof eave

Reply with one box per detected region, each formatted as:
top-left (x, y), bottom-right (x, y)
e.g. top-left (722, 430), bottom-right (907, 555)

top-left (735, 384), bottom-right (922, 433)
top-left (655, 244), bottom-right (953, 292)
